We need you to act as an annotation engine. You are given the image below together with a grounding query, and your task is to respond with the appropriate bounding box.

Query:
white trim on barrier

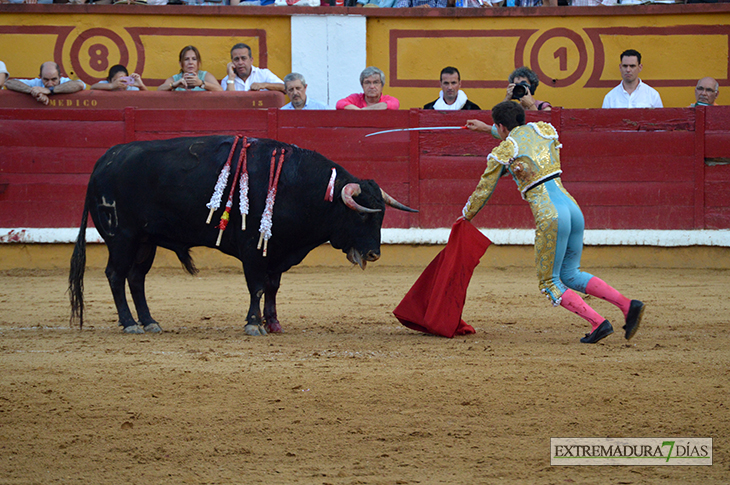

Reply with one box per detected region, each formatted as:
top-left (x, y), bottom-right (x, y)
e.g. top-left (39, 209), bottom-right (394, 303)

top-left (1, 228), bottom-right (729, 247)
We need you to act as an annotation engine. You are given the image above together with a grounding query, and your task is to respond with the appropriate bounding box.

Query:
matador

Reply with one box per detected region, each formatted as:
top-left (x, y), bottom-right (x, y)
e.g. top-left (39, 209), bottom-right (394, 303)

top-left (462, 101), bottom-right (645, 343)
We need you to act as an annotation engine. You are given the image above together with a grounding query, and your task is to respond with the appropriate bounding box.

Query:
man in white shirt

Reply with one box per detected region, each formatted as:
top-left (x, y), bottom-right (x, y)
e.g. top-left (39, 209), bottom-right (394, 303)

top-left (602, 49), bottom-right (663, 109)
top-left (4, 62), bottom-right (85, 105)
top-left (220, 43), bottom-right (285, 93)
top-left (423, 67), bottom-right (481, 111)
top-left (280, 73), bottom-right (328, 110)
top-left (0, 60), bottom-right (8, 88)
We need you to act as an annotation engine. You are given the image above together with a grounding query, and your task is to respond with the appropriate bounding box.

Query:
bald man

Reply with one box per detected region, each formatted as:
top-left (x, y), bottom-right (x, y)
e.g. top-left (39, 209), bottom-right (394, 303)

top-left (692, 77), bottom-right (719, 107)
top-left (4, 61), bottom-right (85, 105)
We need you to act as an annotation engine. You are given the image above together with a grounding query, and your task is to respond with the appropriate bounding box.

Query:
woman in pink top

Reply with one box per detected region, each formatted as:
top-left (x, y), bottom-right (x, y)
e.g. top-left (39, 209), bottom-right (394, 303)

top-left (336, 66), bottom-right (400, 110)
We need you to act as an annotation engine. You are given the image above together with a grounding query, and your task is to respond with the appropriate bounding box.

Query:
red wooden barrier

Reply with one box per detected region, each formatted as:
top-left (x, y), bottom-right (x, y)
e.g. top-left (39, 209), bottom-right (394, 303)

top-left (704, 108), bottom-right (730, 228)
top-left (0, 90), bottom-right (286, 110)
top-left (1, 100), bottom-right (728, 231)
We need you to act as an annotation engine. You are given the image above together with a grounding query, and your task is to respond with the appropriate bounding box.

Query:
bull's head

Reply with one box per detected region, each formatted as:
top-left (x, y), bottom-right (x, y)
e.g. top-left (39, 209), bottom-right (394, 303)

top-left (337, 182), bottom-right (417, 269)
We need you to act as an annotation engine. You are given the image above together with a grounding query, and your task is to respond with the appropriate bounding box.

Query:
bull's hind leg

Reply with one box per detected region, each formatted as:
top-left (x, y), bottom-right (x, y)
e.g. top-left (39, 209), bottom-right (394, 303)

top-left (104, 237), bottom-right (144, 334)
top-left (263, 272), bottom-right (283, 333)
top-left (128, 243), bottom-right (162, 334)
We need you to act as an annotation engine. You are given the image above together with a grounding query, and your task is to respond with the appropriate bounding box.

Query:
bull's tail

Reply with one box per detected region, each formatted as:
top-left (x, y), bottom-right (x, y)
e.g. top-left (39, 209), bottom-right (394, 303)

top-left (176, 248), bottom-right (198, 276)
top-left (69, 198), bottom-right (89, 329)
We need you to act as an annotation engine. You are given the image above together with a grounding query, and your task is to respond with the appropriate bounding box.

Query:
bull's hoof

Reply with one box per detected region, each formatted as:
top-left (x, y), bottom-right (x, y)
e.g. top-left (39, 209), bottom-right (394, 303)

top-left (122, 325), bottom-right (145, 334)
top-left (144, 323), bottom-right (163, 334)
top-left (244, 324), bottom-right (268, 336)
top-left (265, 321), bottom-right (283, 333)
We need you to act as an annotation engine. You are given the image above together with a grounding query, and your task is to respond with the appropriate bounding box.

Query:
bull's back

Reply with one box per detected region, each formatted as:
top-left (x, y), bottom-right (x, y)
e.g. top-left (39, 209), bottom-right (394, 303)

top-left (92, 136), bottom-right (230, 187)
top-left (86, 135), bottom-right (354, 257)
top-left (87, 136), bottom-right (234, 244)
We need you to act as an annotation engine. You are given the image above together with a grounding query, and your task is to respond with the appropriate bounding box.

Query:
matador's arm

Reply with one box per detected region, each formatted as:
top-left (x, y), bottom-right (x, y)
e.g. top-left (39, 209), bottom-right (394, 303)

top-left (462, 138), bottom-right (516, 220)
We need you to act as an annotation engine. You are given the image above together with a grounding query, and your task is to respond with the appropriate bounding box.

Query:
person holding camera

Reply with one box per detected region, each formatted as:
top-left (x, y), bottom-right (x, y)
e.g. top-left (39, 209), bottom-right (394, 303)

top-left (502, 66), bottom-right (551, 111)
top-left (158, 46), bottom-right (223, 92)
top-left (90, 65), bottom-right (147, 91)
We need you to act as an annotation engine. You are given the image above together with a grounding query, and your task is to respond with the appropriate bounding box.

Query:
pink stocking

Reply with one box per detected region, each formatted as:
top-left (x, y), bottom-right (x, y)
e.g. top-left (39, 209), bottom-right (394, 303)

top-left (560, 289), bottom-right (605, 330)
top-left (585, 277), bottom-right (631, 318)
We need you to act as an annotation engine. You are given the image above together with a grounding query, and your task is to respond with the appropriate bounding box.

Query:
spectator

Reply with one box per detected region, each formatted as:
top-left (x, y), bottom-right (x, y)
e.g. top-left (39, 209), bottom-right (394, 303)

top-left (602, 49), bottom-right (662, 109)
top-left (502, 66), bottom-right (551, 111)
top-left (424, 67), bottom-right (481, 110)
top-left (691, 77), bottom-right (719, 107)
top-left (355, 0), bottom-right (396, 6)
top-left (158, 46), bottom-right (223, 92)
top-left (0, 60), bottom-right (8, 88)
top-left (503, 0), bottom-right (556, 5)
top-left (220, 43), bottom-right (285, 93)
top-left (90, 65), bottom-right (147, 91)
top-left (4, 62), bottom-right (85, 106)
top-left (336, 66), bottom-right (399, 110)
top-left (281, 73), bottom-right (328, 110)
top-left (455, 0), bottom-right (499, 6)
top-left (394, 0), bottom-right (447, 6)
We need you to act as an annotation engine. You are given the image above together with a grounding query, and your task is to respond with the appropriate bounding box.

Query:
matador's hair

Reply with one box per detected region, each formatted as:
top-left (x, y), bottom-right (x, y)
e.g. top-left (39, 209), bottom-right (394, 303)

top-left (491, 101), bottom-right (526, 131)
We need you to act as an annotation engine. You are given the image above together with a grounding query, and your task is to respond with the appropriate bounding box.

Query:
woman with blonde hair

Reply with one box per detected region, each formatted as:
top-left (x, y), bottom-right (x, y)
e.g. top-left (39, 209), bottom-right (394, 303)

top-left (158, 45), bottom-right (222, 92)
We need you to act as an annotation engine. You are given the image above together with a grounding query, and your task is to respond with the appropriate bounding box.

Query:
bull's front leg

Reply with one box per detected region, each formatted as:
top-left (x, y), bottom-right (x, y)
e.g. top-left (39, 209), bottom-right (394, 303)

top-left (242, 264), bottom-right (268, 337)
top-left (263, 272), bottom-right (283, 333)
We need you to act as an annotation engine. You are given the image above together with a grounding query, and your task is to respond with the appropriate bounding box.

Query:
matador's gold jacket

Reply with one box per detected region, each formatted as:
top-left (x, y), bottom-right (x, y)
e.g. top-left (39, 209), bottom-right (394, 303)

top-left (462, 121), bottom-right (562, 220)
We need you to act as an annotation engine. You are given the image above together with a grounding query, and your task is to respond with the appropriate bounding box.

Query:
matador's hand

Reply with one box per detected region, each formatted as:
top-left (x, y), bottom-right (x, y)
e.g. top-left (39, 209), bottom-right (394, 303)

top-left (465, 119), bottom-right (491, 132)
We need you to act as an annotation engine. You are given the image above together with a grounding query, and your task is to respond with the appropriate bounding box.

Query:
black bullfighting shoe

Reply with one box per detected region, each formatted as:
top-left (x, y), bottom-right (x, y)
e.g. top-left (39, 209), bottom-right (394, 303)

top-left (580, 319), bottom-right (614, 344)
top-left (623, 300), bottom-right (645, 340)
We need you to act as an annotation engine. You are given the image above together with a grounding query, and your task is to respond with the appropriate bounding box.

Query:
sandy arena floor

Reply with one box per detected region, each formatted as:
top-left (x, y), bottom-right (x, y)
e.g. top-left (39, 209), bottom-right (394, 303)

top-left (0, 261), bottom-right (728, 484)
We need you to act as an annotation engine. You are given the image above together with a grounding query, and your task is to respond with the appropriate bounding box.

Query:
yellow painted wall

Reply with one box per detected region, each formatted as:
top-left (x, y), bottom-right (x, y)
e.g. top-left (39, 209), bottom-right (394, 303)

top-left (0, 8), bottom-right (727, 108)
top-left (0, 13), bottom-right (291, 88)
top-left (368, 13), bottom-right (730, 109)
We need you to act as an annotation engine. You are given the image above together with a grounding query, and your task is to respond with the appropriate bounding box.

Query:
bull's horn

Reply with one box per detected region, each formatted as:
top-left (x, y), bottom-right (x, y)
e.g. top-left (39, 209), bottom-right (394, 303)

top-left (380, 189), bottom-right (418, 213)
top-left (341, 183), bottom-right (381, 214)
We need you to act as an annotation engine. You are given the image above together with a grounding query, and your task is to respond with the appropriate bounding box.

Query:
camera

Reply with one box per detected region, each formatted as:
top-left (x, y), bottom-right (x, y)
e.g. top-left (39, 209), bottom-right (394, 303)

top-left (120, 76), bottom-right (135, 85)
top-left (511, 81), bottom-right (531, 100)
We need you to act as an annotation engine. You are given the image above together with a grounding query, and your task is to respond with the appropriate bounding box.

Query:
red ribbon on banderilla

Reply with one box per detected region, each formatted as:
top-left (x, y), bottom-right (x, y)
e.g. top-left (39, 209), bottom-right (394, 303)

top-left (257, 148), bottom-right (285, 257)
top-left (205, 138), bottom-right (286, 256)
top-left (205, 135), bottom-right (251, 247)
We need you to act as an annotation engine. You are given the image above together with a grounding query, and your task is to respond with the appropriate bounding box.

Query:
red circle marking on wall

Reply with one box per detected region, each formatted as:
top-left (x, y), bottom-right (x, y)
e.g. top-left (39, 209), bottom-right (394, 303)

top-left (70, 28), bottom-right (130, 84)
top-left (530, 28), bottom-right (588, 89)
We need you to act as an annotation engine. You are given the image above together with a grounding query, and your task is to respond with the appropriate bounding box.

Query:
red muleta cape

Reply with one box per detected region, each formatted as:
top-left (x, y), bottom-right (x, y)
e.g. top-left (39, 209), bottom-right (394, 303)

top-left (393, 219), bottom-right (491, 338)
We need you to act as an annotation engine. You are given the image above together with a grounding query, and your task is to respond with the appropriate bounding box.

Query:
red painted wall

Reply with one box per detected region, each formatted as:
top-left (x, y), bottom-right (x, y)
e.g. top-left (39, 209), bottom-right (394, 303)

top-left (1, 96), bottom-right (728, 231)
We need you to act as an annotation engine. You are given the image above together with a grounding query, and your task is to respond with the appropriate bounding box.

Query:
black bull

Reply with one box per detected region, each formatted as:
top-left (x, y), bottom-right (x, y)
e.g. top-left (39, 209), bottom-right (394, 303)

top-left (69, 135), bottom-right (416, 336)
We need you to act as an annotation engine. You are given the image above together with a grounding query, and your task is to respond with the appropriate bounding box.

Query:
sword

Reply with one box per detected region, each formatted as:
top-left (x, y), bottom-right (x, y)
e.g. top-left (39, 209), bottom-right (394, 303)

top-left (365, 126), bottom-right (467, 137)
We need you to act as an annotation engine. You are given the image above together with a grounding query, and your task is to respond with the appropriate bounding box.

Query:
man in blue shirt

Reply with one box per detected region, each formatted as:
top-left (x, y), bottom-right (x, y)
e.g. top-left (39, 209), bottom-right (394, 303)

top-left (394, 0), bottom-right (447, 6)
top-left (280, 73), bottom-right (328, 110)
